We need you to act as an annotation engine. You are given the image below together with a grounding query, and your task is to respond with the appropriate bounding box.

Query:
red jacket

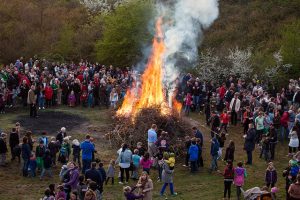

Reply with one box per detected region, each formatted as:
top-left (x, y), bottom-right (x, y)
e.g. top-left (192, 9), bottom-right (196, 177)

top-left (220, 113), bottom-right (229, 124)
top-left (44, 86), bottom-right (53, 100)
top-left (219, 86), bottom-right (226, 100)
top-left (280, 112), bottom-right (289, 127)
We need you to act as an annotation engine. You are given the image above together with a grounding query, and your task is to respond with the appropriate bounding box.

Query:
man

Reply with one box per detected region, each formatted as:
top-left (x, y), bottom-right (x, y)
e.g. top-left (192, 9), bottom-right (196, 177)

top-left (147, 124), bottom-right (158, 158)
top-left (80, 135), bottom-right (95, 174)
top-left (9, 128), bottom-right (19, 161)
top-left (244, 124), bottom-right (256, 165)
top-left (192, 127), bottom-right (203, 147)
top-left (27, 85), bottom-right (37, 118)
top-left (229, 92), bottom-right (241, 126)
top-left (0, 133), bottom-right (8, 166)
top-left (209, 136), bottom-right (219, 172)
top-left (85, 162), bottom-right (103, 199)
top-left (209, 111), bottom-right (220, 138)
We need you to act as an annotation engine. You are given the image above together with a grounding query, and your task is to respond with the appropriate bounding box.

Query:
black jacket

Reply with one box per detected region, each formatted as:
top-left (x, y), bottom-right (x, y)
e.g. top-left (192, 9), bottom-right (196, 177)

top-left (85, 168), bottom-right (103, 186)
top-left (21, 143), bottom-right (31, 159)
top-left (0, 138), bottom-right (7, 153)
top-left (244, 128), bottom-right (256, 152)
top-left (9, 132), bottom-right (19, 148)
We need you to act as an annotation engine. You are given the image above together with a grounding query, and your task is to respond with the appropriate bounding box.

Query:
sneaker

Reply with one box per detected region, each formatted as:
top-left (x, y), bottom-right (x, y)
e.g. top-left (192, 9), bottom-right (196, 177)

top-left (171, 193), bottom-right (178, 196)
top-left (118, 182), bottom-right (123, 185)
top-left (42, 107), bottom-right (45, 109)
top-left (182, 165), bottom-right (188, 167)
top-left (39, 107), bottom-right (41, 110)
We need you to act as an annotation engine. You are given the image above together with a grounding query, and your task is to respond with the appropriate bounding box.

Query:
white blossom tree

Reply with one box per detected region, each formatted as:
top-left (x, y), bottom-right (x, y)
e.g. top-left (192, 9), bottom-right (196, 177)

top-left (265, 50), bottom-right (292, 79)
top-left (80, 0), bottom-right (128, 12)
top-left (227, 47), bottom-right (253, 79)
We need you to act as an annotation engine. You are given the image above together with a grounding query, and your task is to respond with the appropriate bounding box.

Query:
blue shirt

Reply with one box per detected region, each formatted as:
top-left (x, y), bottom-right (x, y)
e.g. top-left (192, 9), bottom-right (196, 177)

top-left (147, 129), bottom-right (157, 143)
top-left (132, 154), bottom-right (141, 166)
top-left (80, 140), bottom-right (95, 160)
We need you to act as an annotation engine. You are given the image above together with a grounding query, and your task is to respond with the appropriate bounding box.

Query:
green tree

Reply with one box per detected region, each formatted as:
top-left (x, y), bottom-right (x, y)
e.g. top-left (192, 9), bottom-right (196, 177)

top-left (95, 0), bottom-right (155, 67)
top-left (281, 20), bottom-right (300, 78)
top-left (55, 24), bottom-right (75, 60)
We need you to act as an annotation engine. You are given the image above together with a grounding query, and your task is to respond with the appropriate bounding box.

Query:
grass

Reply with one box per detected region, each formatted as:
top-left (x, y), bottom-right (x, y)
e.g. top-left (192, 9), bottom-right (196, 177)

top-left (0, 107), bottom-right (291, 199)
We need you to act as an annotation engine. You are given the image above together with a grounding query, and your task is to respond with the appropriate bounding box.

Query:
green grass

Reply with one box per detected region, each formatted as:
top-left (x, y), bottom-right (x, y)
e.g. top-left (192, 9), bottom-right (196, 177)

top-left (0, 108), bottom-right (291, 199)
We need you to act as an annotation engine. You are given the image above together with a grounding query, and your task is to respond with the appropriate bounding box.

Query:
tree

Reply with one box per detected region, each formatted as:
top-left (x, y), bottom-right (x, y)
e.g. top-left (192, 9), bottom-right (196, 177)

top-left (95, 0), bottom-right (155, 67)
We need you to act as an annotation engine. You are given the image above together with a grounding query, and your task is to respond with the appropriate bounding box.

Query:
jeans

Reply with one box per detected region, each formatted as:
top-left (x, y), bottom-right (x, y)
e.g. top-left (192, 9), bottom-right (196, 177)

top-left (82, 159), bottom-right (92, 174)
top-left (184, 105), bottom-right (191, 116)
top-left (22, 158), bottom-right (29, 176)
top-left (40, 168), bottom-right (52, 179)
top-left (246, 150), bottom-right (252, 164)
top-left (158, 165), bottom-right (163, 180)
top-left (38, 97), bottom-right (45, 108)
top-left (73, 154), bottom-right (81, 168)
top-left (280, 126), bottom-right (289, 142)
top-left (160, 183), bottom-right (174, 195)
top-left (0, 153), bottom-right (6, 166)
top-left (190, 161), bottom-right (198, 172)
top-left (210, 154), bottom-right (218, 171)
top-left (193, 96), bottom-right (200, 111)
top-left (231, 111), bottom-right (238, 126)
top-left (288, 122), bottom-right (295, 132)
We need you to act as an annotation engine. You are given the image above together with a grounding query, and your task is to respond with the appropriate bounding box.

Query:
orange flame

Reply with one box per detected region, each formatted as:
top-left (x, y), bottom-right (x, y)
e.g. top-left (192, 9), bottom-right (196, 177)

top-left (117, 18), bottom-right (181, 118)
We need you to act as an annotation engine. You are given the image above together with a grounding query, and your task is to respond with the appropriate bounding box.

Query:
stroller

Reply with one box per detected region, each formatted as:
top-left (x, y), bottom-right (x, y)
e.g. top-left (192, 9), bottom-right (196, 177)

top-left (241, 187), bottom-right (273, 200)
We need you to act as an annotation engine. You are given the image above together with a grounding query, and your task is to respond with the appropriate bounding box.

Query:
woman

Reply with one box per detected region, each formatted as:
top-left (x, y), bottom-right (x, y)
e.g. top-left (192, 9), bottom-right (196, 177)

top-left (289, 126), bottom-right (299, 156)
top-left (288, 174), bottom-right (300, 200)
top-left (224, 140), bottom-right (235, 162)
top-left (136, 171), bottom-right (153, 200)
top-left (160, 152), bottom-right (177, 197)
top-left (84, 189), bottom-right (96, 200)
top-left (117, 144), bottom-right (132, 184)
top-left (21, 136), bottom-right (31, 177)
top-left (64, 162), bottom-right (80, 191)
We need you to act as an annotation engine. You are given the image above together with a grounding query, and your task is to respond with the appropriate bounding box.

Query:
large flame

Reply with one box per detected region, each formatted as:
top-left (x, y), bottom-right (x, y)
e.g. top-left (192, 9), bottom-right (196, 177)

top-left (117, 18), bottom-right (181, 118)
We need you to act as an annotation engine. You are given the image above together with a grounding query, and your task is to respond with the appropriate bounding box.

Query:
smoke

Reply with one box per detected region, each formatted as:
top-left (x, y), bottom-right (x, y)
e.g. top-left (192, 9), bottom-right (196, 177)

top-left (160, 0), bottom-right (219, 99)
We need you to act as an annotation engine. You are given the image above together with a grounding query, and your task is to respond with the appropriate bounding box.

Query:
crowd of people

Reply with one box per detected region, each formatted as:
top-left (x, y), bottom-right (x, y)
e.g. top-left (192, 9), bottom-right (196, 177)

top-left (1, 57), bottom-right (300, 199)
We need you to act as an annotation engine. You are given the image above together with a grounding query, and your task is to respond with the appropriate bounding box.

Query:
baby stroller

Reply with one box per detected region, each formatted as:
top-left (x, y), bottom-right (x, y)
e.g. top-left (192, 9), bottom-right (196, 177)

top-left (241, 187), bottom-right (273, 200)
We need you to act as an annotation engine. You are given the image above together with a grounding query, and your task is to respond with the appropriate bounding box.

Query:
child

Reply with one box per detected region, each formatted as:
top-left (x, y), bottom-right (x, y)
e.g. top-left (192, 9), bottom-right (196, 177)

top-left (36, 140), bottom-right (46, 171)
top-left (220, 110), bottom-right (229, 133)
top-left (58, 137), bottom-right (71, 164)
top-left (223, 161), bottom-right (234, 200)
top-left (87, 92), bottom-right (94, 108)
top-left (29, 152), bottom-right (37, 177)
top-left (234, 162), bottom-right (247, 200)
top-left (56, 185), bottom-right (66, 200)
top-left (42, 188), bottom-right (55, 200)
top-left (260, 135), bottom-right (270, 161)
top-left (217, 131), bottom-right (226, 160)
top-left (265, 162), bottom-right (277, 188)
top-left (131, 150), bottom-right (140, 180)
top-left (188, 138), bottom-right (199, 173)
top-left (39, 90), bottom-right (45, 109)
top-left (123, 186), bottom-right (144, 200)
top-left (49, 183), bottom-right (56, 197)
top-left (157, 151), bottom-right (164, 182)
top-left (109, 88), bottom-right (118, 108)
top-left (68, 90), bottom-right (76, 107)
top-left (72, 139), bottom-right (81, 168)
top-left (288, 126), bottom-right (299, 156)
top-left (136, 142), bottom-right (145, 157)
top-left (106, 160), bottom-right (115, 185)
top-left (40, 149), bottom-right (53, 180)
top-left (184, 93), bottom-right (192, 116)
top-left (165, 152), bottom-right (175, 170)
top-left (77, 175), bottom-right (88, 200)
top-left (140, 152), bottom-right (153, 175)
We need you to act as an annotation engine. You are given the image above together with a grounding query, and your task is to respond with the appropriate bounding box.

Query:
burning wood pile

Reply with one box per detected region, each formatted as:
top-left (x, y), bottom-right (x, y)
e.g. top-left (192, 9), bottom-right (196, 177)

top-left (106, 18), bottom-right (193, 153)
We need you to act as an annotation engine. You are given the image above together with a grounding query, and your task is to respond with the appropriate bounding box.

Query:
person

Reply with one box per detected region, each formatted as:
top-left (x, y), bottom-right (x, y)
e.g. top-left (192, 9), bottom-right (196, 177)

top-left (136, 171), bottom-right (153, 200)
top-left (48, 184), bottom-right (56, 197)
top-left (21, 136), bottom-right (31, 176)
top-left (58, 137), bottom-right (71, 164)
top-left (165, 152), bottom-right (175, 170)
top-left (265, 162), bottom-right (277, 188)
top-left (269, 124), bottom-right (278, 160)
top-left (184, 93), bottom-right (192, 116)
top-left (56, 185), bottom-right (66, 200)
top-left (64, 162), bottom-right (80, 191)
top-left (29, 152), bottom-right (37, 177)
top-left (140, 152), bottom-right (153, 175)
top-left (77, 175), bottom-right (88, 200)
top-left (85, 162), bottom-right (103, 199)
top-left (222, 161), bottom-right (234, 200)
top-left (109, 88), bottom-right (118, 108)
top-left (40, 149), bottom-right (53, 180)
top-left (255, 111), bottom-right (265, 143)
top-left (229, 93), bottom-right (241, 126)
top-left (72, 139), bottom-right (81, 168)
top-left (106, 160), bottom-right (115, 185)
top-left (123, 186), bottom-right (144, 200)
top-left (289, 126), bottom-right (299, 156)
top-left (36, 140), bottom-right (46, 172)
top-left (244, 124), bottom-right (256, 165)
top-left (243, 107), bottom-right (251, 135)
top-left (224, 140), bottom-right (235, 163)
top-left (147, 124), bottom-right (158, 158)
top-left (210, 136), bottom-right (219, 172)
top-left (196, 138), bottom-right (203, 167)
top-left (192, 127), bottom-right (203, 147)
top-left (84, 189), bottom-right (96, 200)
top-left (160, 152), bottom-right (177, 197)
top-left (70, 191), bottom-right (78, 200)
top-left (0, 133), bottom-right (8, 166)
top-left (9, 128), bottom-right (19, 161)
top-left (97, 162), bottom-right (106, 192)
top-left (220, 110), bottom-right (229, 133)
top-left (80, 135), bottom-right (95, 174)
top-left (68, 90), bottom-right (76, 107)
top-left (189, 138), bottom-right (199, 173)
top-left (209, 111), bottom-right (221, 138)
top-left (27, 85), bottom-right (37, 118)
top-left (48, 137), bottom-right (59, 166)
top-left (288, 174), bottom-right (300, 200)
top-left (39, 131), bottom-right (49, 148)
top-left (131, 150), bottom-right (140, 180)
top-left (56, 127), bottom-right (67, 145)
top-left (234, 162), bottom-right (247, 200)
top-left (41, 188), bottom-right (55, 200)
top-left (183, 136), bottom-right (191, 167)
top-left (88, 180), bottom-right (102, 200)
top-left (117, 143), bottom-right (132, 184)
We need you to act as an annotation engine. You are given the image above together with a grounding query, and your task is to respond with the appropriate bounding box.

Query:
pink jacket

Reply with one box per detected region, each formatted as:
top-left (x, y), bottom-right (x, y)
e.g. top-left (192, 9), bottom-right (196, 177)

top-left (140, 158), bottom-right (153, 169)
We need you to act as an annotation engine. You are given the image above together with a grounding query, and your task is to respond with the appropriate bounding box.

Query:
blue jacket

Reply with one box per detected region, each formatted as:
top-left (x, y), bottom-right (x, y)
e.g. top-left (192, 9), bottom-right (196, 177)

top-left (22, 143), bottom-right (31, 159)
top-left (210, 138), bottom-right (219, 156)
top-left (188, 144), bottom-right (199, 161)
top-left (80, 140), bottom-right (95, 160)
top-left (195, 130), bottom-right (204, 146)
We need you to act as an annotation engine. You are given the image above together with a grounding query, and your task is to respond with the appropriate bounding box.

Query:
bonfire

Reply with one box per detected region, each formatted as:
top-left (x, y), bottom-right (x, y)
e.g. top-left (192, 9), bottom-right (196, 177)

top-left (106, 18), bottom-right (192, 153)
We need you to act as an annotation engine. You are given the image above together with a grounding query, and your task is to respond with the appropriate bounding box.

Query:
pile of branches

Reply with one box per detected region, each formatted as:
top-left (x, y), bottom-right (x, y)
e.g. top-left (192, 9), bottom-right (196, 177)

top-left (106, 107), bottom-right (193, 155)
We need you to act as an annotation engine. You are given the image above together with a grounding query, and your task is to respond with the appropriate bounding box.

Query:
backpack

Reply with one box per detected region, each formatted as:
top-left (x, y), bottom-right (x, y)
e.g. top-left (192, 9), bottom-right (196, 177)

top-left (224, 167), bottom-right (234, 179)
top-left (290, 165), bottom-right (299, 177)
